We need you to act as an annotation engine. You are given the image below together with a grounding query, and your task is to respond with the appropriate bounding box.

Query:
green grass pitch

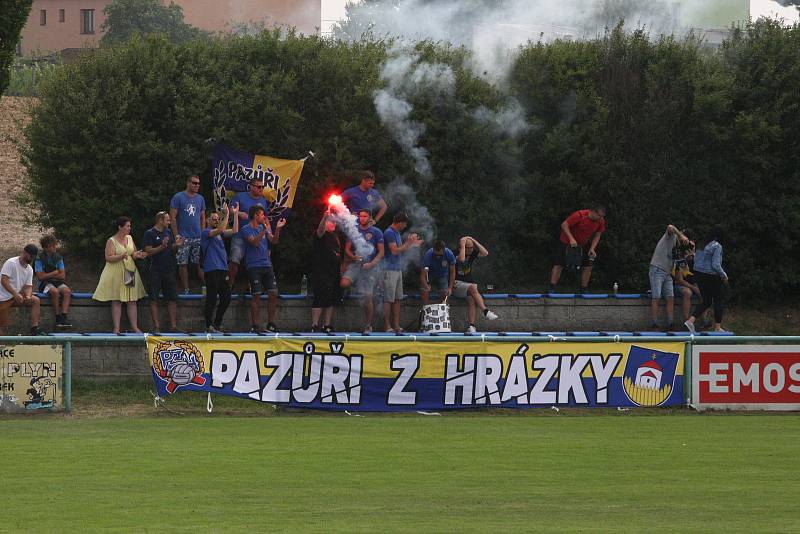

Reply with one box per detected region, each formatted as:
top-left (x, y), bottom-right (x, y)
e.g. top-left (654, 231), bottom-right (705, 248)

top-left (1, 414), bottom-right (798, 532)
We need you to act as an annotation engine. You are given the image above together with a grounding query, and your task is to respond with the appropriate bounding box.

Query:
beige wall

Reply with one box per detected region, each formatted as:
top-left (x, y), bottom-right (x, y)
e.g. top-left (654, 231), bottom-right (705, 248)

top-left (180, 0), bottom-right (321, 35)
top-left (18, 0), bottom-right (321, 57)
top-left (19, 1), bottom-right (108, 56)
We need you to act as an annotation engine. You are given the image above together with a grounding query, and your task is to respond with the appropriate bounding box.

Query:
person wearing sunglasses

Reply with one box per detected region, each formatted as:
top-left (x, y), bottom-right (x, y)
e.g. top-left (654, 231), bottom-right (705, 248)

top-left (228, 177), bottom-right (270, 288)
top-left (169, 175), bottom-right (206, 293)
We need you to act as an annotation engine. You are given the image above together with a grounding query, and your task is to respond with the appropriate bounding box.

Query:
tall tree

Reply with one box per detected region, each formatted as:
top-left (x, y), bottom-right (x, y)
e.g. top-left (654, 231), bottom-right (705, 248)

top-left (0, 0), bottom-right (33, 95)
top-left (100, 0), bottom-right (207, 45)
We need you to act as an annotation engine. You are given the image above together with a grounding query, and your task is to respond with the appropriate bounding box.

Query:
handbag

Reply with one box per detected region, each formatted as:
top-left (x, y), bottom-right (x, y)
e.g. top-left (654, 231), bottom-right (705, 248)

top-left (124, 269), bottom-right (136, 287)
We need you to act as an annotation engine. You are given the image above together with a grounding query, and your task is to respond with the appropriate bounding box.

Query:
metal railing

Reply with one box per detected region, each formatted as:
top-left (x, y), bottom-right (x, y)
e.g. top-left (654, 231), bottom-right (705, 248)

top-left (3, 334), bottom-right (799, 415)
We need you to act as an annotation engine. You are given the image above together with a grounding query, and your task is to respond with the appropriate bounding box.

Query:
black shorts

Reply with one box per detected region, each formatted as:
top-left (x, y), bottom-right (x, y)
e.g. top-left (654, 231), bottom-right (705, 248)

top-left (149, 270), bottom-right (178, 301)
top-left (247, 267), bottom-right (278, 295)
top-left (551, 242), bottom-right (593, 268)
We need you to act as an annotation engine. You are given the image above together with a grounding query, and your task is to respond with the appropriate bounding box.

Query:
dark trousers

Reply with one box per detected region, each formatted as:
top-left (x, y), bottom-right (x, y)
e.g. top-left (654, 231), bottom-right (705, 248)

top-left (204, 270), bottom-right (231, 327)
top-left (693, 271), bottom-right (724, 323)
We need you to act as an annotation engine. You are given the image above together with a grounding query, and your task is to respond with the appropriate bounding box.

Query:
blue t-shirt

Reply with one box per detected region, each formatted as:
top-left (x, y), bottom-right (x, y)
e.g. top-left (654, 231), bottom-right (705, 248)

top-left (422, 248), bottom-right (456, 280)
top-left (170, 191), bottom-right (206, 238)
top-left (354, 225), bottom-right (384, 263)
top-left (383, 226), bottom-right (403, 271)
top-left (142, 227), bottom-right (175, 274)
top-left (34, 255), bottom-right (64, 274)
top-left (201, 228), bottom-right (228, 272)
top-left (342, 186), bottom-right (383, 214)
top-left (240, 224), bottom-right (271, 269)
top-left (233, 191), bottom-right (268, 235)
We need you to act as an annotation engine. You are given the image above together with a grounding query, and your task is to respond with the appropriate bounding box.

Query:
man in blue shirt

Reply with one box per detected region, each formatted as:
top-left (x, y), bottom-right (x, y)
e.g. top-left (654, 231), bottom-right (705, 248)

top-left (170, 175), bottom-right (206, 293)
top-left (241, 205), bottom-right (286, 333)
top-left (201, 202), bottom-right (239, 333)
top-left (420, 240), bottom-right (456, 305)
top-left (341, 171), bottom-right (388, 224)
top-left (340, 209), bottom-right (384, 334)
top-left (228, 177), bottom-right (270, 288)
top-left (143, 211), bottom-right (182, 333)
top-left (382, 212), bottom-right (422, 332)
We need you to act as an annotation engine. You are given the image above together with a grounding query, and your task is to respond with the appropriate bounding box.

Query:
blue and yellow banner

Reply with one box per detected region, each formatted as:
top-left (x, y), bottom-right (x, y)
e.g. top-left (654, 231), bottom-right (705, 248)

top-left (211, 143), bottom-right (305, 224)
top-left (147, 338), bottom-right (686, 411)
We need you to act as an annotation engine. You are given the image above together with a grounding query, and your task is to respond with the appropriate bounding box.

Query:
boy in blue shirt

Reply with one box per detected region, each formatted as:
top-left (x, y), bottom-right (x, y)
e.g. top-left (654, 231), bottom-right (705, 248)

top-left (34, 235), bottom-right (72, 328)
top-left (241, 205), bottom-right (286, 333)
top-left (382, 213), bottom-right (422, 332)
top-left (420, 240), bottom-right (456, 305)
top-left (340, 209), bottom-right (384, 334)
top-left (228, 177), bottom-right (269, 288)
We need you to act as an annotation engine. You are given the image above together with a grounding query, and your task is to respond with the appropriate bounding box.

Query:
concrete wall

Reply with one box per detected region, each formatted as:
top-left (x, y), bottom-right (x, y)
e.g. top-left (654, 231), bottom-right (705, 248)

top-left (6, 294), bottom-right (683, 334)
top-left (4, 295), bottom-right (691, 378)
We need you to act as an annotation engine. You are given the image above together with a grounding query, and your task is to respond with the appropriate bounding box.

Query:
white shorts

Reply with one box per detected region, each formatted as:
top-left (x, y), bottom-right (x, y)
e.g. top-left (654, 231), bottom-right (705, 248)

top-left (452, 280), bottom-right (472, 298)
top-left (383, 271), bottom-right (403, 302)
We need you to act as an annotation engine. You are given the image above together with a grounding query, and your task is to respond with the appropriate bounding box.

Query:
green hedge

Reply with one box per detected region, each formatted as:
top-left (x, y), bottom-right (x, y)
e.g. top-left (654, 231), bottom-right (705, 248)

top-left (21, 21), bottom-right (800, 298)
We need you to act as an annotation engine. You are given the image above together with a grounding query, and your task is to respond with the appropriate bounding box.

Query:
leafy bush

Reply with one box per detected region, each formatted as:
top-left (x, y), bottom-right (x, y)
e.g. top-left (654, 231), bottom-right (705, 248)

top-left (21, 21), bottom-right (800, 299)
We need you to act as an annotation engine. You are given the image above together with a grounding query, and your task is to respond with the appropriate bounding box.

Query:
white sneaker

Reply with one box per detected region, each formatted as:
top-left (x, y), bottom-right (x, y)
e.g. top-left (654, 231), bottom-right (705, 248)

top-left (362, 326), bottom-right (372, 335)
top-left (466, 325), bottom-right (477, 334)
top-left (485, 310), bottom-right (499, 320)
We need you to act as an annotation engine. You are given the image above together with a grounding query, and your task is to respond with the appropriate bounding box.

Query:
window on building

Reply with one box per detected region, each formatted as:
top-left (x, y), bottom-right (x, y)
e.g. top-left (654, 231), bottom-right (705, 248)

top-left (40, 10), bottom-right (47, 25)
top-left (59, 9), bottom-right (65, 23)
top-left (80, 9), bottom-right (94, 34)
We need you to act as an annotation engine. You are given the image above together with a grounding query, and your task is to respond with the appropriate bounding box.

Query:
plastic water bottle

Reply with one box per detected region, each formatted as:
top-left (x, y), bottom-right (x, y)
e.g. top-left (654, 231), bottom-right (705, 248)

top-left (300, 275), bottom-right (308, 296)
top-left (613, 282), bottom-right (618, 296)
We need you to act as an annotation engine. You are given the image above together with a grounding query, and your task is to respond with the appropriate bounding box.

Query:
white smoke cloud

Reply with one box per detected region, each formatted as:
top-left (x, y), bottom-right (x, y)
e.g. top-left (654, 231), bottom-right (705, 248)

top-left (383, 177), bottom-right (436, 246)
top-left (373, 48), bottom-right (457, 180)
top-left (328, 203), bottom-right (374, 258)
top-left (472, 98), bottom-right (532, 139)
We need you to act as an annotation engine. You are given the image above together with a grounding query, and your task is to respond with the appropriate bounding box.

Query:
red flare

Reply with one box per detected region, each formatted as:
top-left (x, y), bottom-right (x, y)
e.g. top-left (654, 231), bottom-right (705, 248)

top-left (328, 194), bottom-right (343, 206)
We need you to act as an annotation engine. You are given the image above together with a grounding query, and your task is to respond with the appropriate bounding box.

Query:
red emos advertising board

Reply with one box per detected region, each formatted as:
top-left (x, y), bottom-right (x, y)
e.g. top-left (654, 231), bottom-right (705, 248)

top-left (692, 345), bottom-right (800, 411)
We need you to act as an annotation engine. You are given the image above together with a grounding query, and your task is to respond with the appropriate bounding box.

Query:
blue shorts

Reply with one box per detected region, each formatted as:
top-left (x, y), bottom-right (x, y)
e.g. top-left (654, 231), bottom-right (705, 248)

top-left (649, 265), bottom-right (674, 299)
top-left (247, 267), bottom-right (277, 295)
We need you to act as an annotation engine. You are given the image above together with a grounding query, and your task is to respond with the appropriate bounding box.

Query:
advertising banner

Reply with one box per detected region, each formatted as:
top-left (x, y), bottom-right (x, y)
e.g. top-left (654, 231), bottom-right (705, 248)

top-left (0, 344), bottom-right (62, 412)
top-left (147, 337), bottom-right (685, 411)
top-left (211, 143), bottom-right (305, 226)
top-left (692, 345), bottom-right (800, 411)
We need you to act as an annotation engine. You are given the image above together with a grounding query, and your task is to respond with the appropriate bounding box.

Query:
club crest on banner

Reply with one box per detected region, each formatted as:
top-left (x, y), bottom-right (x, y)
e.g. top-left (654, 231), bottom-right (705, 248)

top-left (622, 345), bottom-right (679, 406)
top-left (151, 340), bottom-right (207, 394)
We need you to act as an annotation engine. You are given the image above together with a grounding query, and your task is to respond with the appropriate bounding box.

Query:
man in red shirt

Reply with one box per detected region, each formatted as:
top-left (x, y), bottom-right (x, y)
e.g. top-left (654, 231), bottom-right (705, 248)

top-left (549, 205), bottom-right (606, 293)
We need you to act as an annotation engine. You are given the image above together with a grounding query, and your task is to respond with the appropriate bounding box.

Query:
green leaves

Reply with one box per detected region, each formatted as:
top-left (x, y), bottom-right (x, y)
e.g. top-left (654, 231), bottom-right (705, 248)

top-left (20, 22), bottom-right (800, 297)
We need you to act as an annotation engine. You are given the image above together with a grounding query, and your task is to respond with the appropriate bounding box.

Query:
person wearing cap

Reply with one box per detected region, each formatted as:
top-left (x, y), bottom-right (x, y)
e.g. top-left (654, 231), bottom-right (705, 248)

top-left (228, 177), bottom-right (270, 288)
top-left (341, 171), bottom-right (388, 224)
top-left (169, 175), bottom-right (206, 293)
top-left (0, 244), bottom-right (45, 336)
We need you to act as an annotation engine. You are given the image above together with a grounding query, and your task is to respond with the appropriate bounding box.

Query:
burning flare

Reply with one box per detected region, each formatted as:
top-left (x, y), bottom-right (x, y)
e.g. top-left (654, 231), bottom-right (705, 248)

top-left (328, 194), bottom-right (343, 207)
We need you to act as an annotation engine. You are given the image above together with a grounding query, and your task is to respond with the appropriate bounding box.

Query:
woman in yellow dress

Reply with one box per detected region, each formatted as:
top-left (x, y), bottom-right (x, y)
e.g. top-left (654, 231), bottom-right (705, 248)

top-left (93, 216), bottom-right (148, 334)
